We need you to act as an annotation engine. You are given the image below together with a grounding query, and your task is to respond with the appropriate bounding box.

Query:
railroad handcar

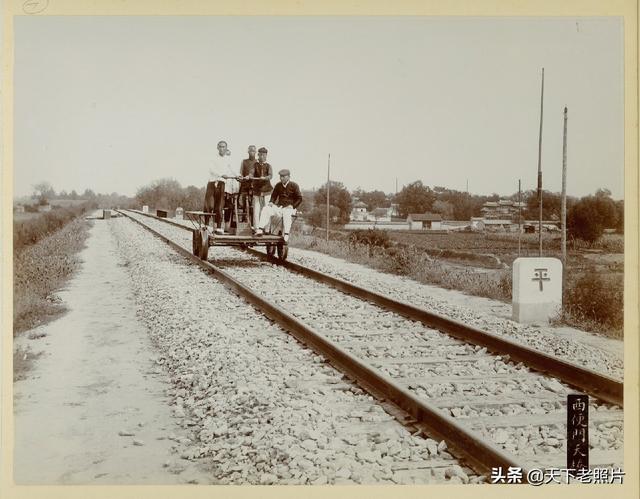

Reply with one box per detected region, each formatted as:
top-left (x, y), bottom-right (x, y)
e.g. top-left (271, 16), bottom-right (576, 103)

top-left (186, 210), bottom-right (290, 262)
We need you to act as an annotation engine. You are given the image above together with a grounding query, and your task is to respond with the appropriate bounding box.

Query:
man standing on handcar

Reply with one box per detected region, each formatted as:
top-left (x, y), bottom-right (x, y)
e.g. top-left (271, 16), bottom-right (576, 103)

top-left (238, 145), bottom-right (257, 224)
top-left (205, 140), bottom-right (239, 234)
top-left (251, 147), bottom-right (273, 230)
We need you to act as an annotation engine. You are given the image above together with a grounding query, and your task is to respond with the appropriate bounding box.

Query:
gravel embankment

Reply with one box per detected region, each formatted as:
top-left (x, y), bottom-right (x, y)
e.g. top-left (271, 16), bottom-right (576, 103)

top-left (121, 213), bottom-right (623, 469)
top-left (129, 212), bottom-right (623, 380)
top-left (111, 217), bottom-right (480, 484)
top-left (285, 249), bottom-right (624, 380)
top-left (212, 257), bottom-right (623, 466)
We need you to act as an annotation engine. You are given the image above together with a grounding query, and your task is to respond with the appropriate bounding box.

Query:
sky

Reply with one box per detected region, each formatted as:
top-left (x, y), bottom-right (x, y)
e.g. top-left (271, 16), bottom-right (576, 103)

top-left (14, 16), bottom-right (624, 199)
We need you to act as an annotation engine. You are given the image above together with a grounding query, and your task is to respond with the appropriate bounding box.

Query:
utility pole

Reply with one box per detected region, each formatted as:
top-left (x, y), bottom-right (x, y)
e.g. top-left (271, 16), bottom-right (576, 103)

top-left (561, 107), bottom-right (568, 265)
top-left (394, 177), bottom-right (398, 217)
top-left (326, 154), bottom-right (330, 242)
top-left (537, 68), bottom-right (545, 257)
top-left (518, 179), bottom-right (522, 256)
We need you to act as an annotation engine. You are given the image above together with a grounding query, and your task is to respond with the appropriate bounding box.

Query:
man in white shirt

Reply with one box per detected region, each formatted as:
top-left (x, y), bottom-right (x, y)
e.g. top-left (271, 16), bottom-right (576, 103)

top-left (205, 140), bottom-right (238, 234)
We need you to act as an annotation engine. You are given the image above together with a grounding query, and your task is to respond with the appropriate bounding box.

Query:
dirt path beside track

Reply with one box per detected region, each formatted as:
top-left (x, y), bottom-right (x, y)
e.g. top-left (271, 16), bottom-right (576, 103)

top-left (13, 215), bottom-right (211, 484)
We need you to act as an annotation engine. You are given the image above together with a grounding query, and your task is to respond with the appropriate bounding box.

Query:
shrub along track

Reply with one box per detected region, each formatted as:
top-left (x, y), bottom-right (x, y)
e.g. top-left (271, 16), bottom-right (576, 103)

top-left (13, 213), bottom-right (92, 336)
top-left (119, 209), bottom-right (624, 479)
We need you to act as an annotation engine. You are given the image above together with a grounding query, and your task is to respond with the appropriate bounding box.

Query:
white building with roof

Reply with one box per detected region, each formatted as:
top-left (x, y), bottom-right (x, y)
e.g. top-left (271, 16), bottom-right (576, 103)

top-left (350, 200), bottom-right (368, 221)
top-left (407, 213), bottom-right (442, 230)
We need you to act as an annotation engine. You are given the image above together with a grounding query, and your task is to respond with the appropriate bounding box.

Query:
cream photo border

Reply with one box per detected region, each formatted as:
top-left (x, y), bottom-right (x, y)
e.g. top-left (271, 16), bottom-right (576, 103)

top-left (1, 1), bottom-right (637, 499)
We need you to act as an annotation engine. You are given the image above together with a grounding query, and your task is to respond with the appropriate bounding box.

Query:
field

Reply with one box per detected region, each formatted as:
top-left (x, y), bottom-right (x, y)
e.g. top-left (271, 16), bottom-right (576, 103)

top-left (50, 199), bottom-right (90, 207)
top-left (13, 203), bottom-right (95, 251)
top-left (388, 231), bottom-right (624, 272)
top-left (13, 212), bottom-right (42, 221)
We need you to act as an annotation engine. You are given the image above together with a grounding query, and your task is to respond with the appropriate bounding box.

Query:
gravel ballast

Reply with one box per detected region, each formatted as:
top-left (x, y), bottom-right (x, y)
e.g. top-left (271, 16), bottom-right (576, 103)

top-left (111, 217), bottom-right (481, 484)
top-left (284, 248), bottom-right (624, 380)
top-left (120, 212), bottom-right (623, 471)
top-left (130, 211), bottom-right (623, 380)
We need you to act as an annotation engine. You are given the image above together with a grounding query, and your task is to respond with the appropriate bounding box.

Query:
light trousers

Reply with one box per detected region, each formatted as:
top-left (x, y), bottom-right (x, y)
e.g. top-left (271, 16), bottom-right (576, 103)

top-left (258, 205), bottom-right (295, 235)
top-left (252, 193), bottom-right (271, 228)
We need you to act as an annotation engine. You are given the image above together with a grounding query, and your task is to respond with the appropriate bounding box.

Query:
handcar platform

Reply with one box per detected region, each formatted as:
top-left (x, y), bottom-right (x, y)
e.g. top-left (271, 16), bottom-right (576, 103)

top-left (185, 210), bottom-right (290, 261)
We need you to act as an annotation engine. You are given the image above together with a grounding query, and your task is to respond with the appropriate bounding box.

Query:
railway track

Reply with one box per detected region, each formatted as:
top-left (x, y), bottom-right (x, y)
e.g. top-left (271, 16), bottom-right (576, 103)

top-left (118, 209), bottom-right (624, 479)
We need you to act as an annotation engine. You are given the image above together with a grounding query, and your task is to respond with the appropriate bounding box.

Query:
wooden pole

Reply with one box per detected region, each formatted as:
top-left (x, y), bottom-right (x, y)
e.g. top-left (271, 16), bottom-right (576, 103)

top-left (326, 154), bottom-right (330, 242)
top-left (394, 177), bottom-right (398, 216)
top-left (537, 68), bottom-right (545, 256)
top-left (561, 107), bottom-right (568, 265)
top-left (518, 179), bottom-right (522, 256)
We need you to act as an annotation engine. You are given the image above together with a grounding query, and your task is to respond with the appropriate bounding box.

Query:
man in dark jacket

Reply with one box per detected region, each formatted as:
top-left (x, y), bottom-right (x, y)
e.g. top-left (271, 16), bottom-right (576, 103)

top-left (238, 145), bottom-right (257, 223)
top-left (254, 169), bottom-right (302, 242)
top-left (251, 147), bottom-right (273, 229)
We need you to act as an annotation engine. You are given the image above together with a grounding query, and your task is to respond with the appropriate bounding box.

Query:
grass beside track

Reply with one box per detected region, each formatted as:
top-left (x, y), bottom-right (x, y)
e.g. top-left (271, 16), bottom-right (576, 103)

top-left (13, 216), bottom-right (91, 336)
top-left (290, 232), bottom-right (623, 339)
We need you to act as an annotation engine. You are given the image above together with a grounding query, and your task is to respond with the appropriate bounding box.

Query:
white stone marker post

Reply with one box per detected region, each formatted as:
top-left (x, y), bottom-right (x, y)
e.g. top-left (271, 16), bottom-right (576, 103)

top-left (175, 207), bottom-right (184, 220)
top-left (512, 257), bottom-right (562, 324)
top-left (142, 205), bottom-right (149, 213)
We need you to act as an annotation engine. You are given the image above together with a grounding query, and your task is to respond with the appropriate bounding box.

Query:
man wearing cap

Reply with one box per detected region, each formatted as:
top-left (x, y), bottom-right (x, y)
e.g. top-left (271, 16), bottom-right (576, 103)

top-left (251, 147), bottom-right (273, 228)
top-left (238, 145), bottom-right (257, 223)
top-left (254, 169), bottom-right (302, 242)
top-left (204, 140), bottom-right (239, 234)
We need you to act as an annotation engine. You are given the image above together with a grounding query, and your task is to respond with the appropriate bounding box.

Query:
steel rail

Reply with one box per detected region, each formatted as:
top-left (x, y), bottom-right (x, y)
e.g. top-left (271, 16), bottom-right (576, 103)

top-left (122, 209), bottom-right (624, 406)
top-left (245, 249), bottom-right (623, 407)
top-left (118, 209), bottom-right (531, 479)
top-left (128, 209), bottom-right (195, 231)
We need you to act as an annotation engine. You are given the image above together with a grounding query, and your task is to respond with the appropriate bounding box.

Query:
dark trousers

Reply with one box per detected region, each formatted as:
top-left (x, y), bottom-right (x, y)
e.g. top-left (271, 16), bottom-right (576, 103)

top-left (238, 190), bottom-right (252, 223)
top-left (203, 181), bottom-right (225, 228)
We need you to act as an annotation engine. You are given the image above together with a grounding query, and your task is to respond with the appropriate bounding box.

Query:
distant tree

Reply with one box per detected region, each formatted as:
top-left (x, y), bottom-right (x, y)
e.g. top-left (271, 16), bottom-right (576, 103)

top-left (395, 181), bottom-right (435, 218)
top-left (32, 181), bottom-right (55, 204)
top-left (568, 190), bottom-right (618, 243)
top-left (69, 190), bottom-right (79, 200)
top-left (314, 181), bottom-right (352, 224)
top-left (135, 178), bottom-right (184, 209)
top-left (307, 205), bottom-right (340, 228)
top-left (297, 189), bottom-right (315, 216)
top-left (524, 190), bottom-right (563, 220)
top-left (430, 187), bottom-right (481, 220)
top-left (352, 189), bottom-right (389, 211)
top-left (58, 190), bottom-right (69, 199)
top-left (614, 199), bottom-right (624, 234)
top-left (82, 188), bottom-right (96, 199)
top-left (92, 191), bottom-right (137, 209)
top-left (182, 185), bottom-right (205, 210)
top-left (568, 200), bottom-right (602, 243)
top-left (594, 189), bottom-right (618, 228)
top-left (431, 200), bottom-right (454, 220)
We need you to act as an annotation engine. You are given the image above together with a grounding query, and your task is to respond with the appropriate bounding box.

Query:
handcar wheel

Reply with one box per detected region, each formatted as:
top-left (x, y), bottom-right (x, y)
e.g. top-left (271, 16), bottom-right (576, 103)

top-left (192, 230), bottom-right (201, 256)
top-left (277, 243), bottom-right (288, 261)
top-left (199, 228), bottom-right (210, 261)
top-left (266, 244), bottom-right (276, 257)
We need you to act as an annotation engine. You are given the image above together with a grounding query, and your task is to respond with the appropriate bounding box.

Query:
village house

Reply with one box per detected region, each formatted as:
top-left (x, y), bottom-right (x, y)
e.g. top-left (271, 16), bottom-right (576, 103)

top-left (407, 213), bottom-right (442, 230)
top-left (351, 200), bottom-right (368, 221)
top-left (480, 199), bottom-right (526, 221)
top-left (350, 202), bottom-right (398, 223)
